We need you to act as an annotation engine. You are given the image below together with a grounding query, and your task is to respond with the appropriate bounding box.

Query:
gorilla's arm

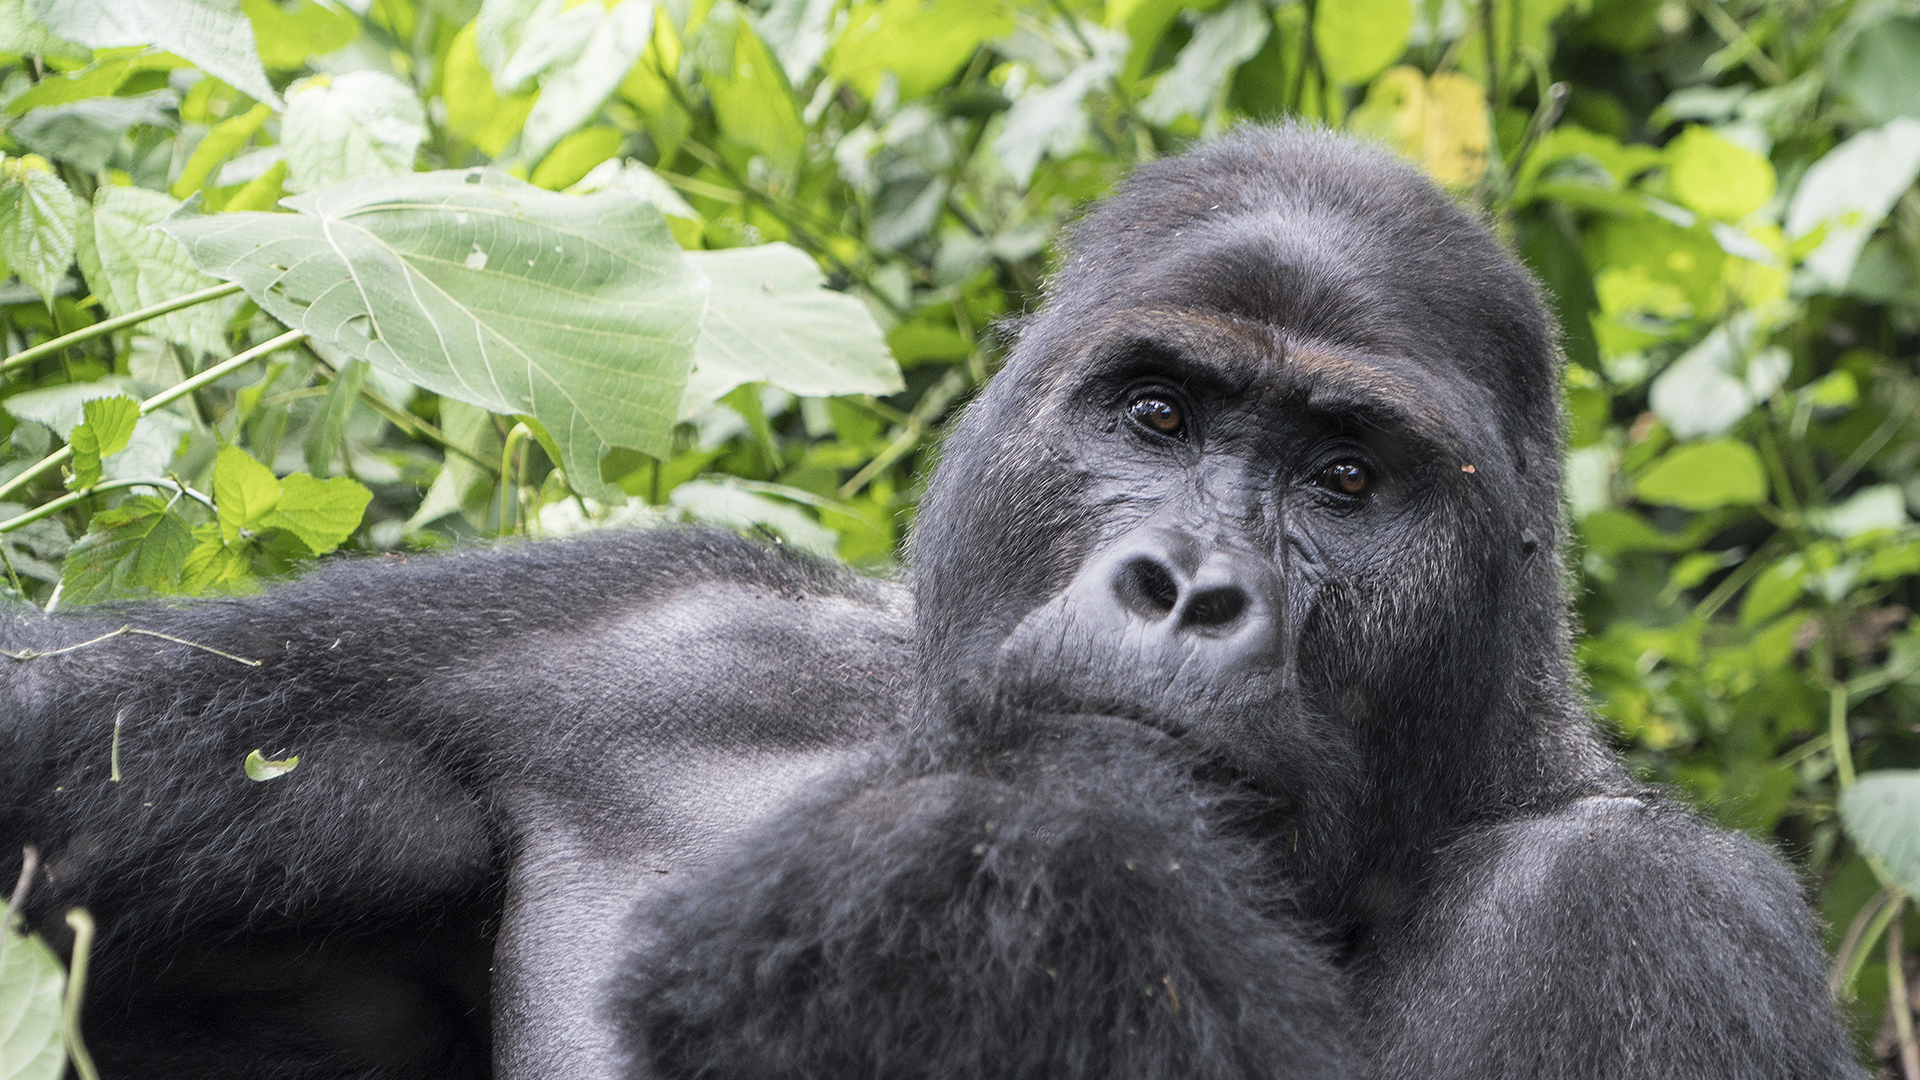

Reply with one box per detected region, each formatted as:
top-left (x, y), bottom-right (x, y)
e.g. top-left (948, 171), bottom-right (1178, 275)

top-left (1367, 795), bottom-right (1864, 1079)
top-left (0, 528), bottom-right (911, 1080)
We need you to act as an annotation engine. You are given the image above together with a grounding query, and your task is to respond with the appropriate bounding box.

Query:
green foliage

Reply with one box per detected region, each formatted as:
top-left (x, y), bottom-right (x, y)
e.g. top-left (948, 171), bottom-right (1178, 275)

top-left (0, 918), bottom-right (66, 1080)
top-left (0, 0), bottom-right (1916, 1064)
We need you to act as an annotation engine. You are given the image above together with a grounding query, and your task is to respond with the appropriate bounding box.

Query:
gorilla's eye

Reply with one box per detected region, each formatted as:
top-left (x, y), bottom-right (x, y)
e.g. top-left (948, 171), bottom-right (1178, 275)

top-left (1128, 395), bottom-right (1184, 437)
top-left (1319, 462), bottom-right (1370, 496)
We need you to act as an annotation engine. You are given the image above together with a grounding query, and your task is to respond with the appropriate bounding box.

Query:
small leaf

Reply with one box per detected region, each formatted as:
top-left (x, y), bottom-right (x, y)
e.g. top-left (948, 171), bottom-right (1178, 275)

top-left (214, 444), bottom-right (281, 542)
top-left (1738, 554), bottom-right (1804, 628)
top-left (66, 395), bottom-right (141, 491)
top-left (1839, 770), bottom-right (1920, 896)
top-left (181, 524), bottom-right (254, 593)
top-left (698, 3), bottom-right (803, 173)
top-left (827, 0), bottom-right (1013, 100)
top-left (242, 0), bottom-right (358, 71)
top-left (172, 101), bottom-right (273, 200)
top-left (0, 918), bottom-right (67, 1080)
top-left (679, 243), bottom-right (900, 415)
top-left (520, 0), bottom-right (653, 163)
top-left (1633, 439), bottom-right (1769, 510)
top-left (304, 358), bottom-right (369, 475)
top-left (243, 748), bottom-right (300, 781)
top-left (1786, 118), bottom-right (1920, 292)
top-left (1313, 0), bottom-right (1411, 86)
top-left (445, 18), bottom-right (536, 158)
top-left (1666, 125), bottom-right (1774, 221)
top-left (59, 495), bottom-right (195, 603)
top-left (27, 0), bottom-right (280, 107)
top-left (265, 473), bottom-right (371, 555)
top-left (280, 72), bottom-right (427, 191)
top-left (0, 154), bottom-right (78, 307)
top-left (1139, 0), bottom-right (1270, 125)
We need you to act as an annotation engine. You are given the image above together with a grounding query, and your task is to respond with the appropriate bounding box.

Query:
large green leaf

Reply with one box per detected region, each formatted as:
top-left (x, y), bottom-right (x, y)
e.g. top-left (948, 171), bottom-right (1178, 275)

top-left (59, 494), bottom-right (194, 602)
top-left (27, 0), bottom-right (278, 107)
top-left (76, 185), bottom-right (232, 357)
top-left (679, 243), bottom-right (900, 416)
top-left (0, 155), bottom-right (77, 307)
top-left (0, 924), bottom-right (66, 1080)
top-left (1665, 125), bottom-right (1774, 221)
top-left (162, 170), bottom-right (708, 497)
top-left (1633, 439), bottom-right (1768, 510)
top-left (1840, 770), bottom-right (1920, 896)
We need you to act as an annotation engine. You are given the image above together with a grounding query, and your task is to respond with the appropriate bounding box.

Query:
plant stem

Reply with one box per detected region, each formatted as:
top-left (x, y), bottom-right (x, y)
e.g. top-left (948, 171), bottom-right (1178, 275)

top-left (0, 329), bottom-right (307, 505)
top-left (0, 282), bottom-right (243, 376)
top-left (1889, 897), bottom-right (1918, 1080)
top-left (0, 477), bottom-right (215, 534)
top-left (1828, 683), bottom-right (1856, 788)
top-left (62, 908), bottom-right (100, 1080)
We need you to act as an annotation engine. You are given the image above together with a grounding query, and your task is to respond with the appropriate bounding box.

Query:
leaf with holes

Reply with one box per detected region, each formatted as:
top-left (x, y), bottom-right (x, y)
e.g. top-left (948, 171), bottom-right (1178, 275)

top-left (161, 170), bottom-right (707, 501)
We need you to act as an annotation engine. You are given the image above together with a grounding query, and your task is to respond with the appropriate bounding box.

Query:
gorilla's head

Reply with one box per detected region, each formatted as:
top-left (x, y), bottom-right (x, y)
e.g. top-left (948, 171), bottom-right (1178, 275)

top-left (911, 127), bottom-right (1591, 891)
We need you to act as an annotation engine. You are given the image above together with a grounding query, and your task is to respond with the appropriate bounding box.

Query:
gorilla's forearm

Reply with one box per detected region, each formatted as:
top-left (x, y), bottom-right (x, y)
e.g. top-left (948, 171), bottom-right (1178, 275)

top-left (622, 720), bottom-right (1358, 1080)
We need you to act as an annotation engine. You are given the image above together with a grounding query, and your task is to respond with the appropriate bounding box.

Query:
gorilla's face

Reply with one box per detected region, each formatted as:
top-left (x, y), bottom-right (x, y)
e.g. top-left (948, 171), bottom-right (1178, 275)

top-left (911, 133), bottom-right (1562, 799)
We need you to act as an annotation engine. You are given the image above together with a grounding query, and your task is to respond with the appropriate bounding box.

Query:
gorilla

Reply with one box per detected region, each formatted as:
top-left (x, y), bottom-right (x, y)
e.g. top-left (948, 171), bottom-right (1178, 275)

top-left (0, 127), bottom-right (1864, 1080)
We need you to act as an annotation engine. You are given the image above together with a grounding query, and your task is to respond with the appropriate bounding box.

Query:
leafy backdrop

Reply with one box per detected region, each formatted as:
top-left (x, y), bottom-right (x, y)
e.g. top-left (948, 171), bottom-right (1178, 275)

top-left (0, 0), bottom-right (1918, 1075)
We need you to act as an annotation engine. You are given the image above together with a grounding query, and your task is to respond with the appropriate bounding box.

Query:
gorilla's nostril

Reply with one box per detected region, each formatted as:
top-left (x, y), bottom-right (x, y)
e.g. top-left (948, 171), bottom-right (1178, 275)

top-left (1117, 558), bottom-right (1181, 617)
top-left (1181, 586), bottom-right (1247, 629)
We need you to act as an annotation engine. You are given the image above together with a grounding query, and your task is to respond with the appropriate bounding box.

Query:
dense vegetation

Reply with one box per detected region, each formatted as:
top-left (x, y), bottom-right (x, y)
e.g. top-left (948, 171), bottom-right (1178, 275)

top-left (0, 0), bottom-right (1917, 1075)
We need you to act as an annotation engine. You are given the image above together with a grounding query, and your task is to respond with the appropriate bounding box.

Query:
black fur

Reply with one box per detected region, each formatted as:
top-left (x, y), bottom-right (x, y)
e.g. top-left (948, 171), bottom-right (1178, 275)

top-left (1, 126), bottom-right (1866, 1080)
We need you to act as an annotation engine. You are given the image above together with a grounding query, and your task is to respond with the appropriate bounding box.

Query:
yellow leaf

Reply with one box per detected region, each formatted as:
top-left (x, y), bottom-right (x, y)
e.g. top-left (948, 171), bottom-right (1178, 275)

top-left (1348, 66), bottom-right (1489, 188)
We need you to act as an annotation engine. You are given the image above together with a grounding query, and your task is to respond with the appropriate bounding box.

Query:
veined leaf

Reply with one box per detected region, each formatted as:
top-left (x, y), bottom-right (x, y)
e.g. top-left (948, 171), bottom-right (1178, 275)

top-left (77, 185), bottom-right (232, 357)
top-left (281, 72), bottom-right (428, 191)
top-left (59, 494), bottom-right (194, 603)
top-left (0, 154), bottom-right (77, 307)
top-left (67, 395), bottom-right (141, 491)
top-left (214, 444), bottom-right (281, 542)
top-left (1139, 0), bottom-right (1269, 124)
top-left (679, 243), bottom-right (899, 416)
top-left (27, 0), bottom-right (279, 107)
top-left (266, 473), bottom-right (372, 554)
top-left (162, 170), bottom-right (708, 498)
top-left (1840, 771), bottom-right (1920, 896)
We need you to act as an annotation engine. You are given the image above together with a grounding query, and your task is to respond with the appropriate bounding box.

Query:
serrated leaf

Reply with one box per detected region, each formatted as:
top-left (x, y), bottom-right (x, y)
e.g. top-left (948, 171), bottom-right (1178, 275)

top-left (243, 748), bottom-right (299, 780)
top-left (265, 473), bottom-right (370, 554)
top-left (181, 524), bottom-right (253, 593)
top-left (0, 921), bottom-right (67, 1080)
top-left (679, 244), bottom-right (899, 416)
top-left (1, 377), bottom-right (140, 437)
top-left (214, 444), bottom-right (281, 542)
top-left (58, 495), bottom-right (194, 603)
top-left (1313, 0), bottom-right (1410, 86)
top-left (67, 395), bottom-right (141, 491)
top-left (1839, 770), bottom-right (1920, 896)
top-left (162, 170), bottom-right (708, 498)
top-left (520, 0), bottom-right (652, 164)
top-left (1633, 439), bottom-right (1769, 510)
top-left (1139, 0), bottom-right (1269, 124)
top-left (27, 0), bottom-right (279, 107)
top-left (0, 155), bottom-right (77, 308)
top-left (76, 185), bottom-right (231, 357)
top-left (281, 72), bottom-right (427, 192)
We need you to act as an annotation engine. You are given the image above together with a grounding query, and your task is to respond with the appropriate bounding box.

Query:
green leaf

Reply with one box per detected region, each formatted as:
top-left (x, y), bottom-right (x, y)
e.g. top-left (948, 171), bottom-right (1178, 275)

top-left (1835, 13), bottom-right (1920, 126)
top-left (172, 101), bottom-right (273, 200)
top-left (264, 473), bottom-right (371, 554)
top-left (994, 29), bottom-right (1125, 188)
top-left (1, 377), bottom-right (140, 438)
top-left (1786, 118), bottom-right (1920, 292)
top-left (520, 0), bottom-right (653, 163)
top-left (1665, 125), bottom-right (1774, 221)
top-left (679, 244), bottom-right (900, 415)
top-left (280, 72), bottom-right (427, 191)
top-left (1139, 0), bottom-right (1270, 124)
top-left (180, 523), bottom-right (253, 592)
top-left (1313, 0), bottom-right (1411, 86)
top-left (58, 495), bottom-right (194, 602)
top-left (1646, 307), bottom-right (1790, 439)
top-left (0, 920), bottom-right (67, 1080)
top-left (304, 358), bottom-right (368, 475)
top-left (698, 3), bottom-right (804, 173)
top-left (214, 444), bottom-right (281, 542)
top-left (162, 170), bottom-right (708, 496)
top-left (1738, 554), bottom-right (1804, 628)
top-left (1633, 439), bottom-right (1768, 510)
top-left (76, 184), bottom-right (232, 357)
top-left (529, 127), bottom-right (623, 191)
top-left (1839, 770), bottom-right (1920, 896)
top-left (0, 0), bottom-right (87, 60)
top-left (1807, 484), bottom-right (1908, 539)
top-left (66, 395), bottom-right (141, 491)
top-left (27, 0), bottom-right (280, 107)
top-left (669, 477), bottom-right (837, 557)
top-left (0, 155), bottom-right (78, 308)
top-left (828, 0), bottom-right (1013, 100)
top-left (445, 19), bottom-right (536, 157)
top-left (242, 0), bottom-right (358, 71)
top-left (243, 748), bottom-right (299, 781)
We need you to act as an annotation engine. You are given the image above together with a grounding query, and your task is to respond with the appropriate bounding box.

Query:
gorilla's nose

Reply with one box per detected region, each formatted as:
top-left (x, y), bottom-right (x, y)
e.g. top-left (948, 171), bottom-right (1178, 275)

top-left (1113, 554), bottom-right (1254, 635)
top-left (1089, 531), bottom-right (1279, 648)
